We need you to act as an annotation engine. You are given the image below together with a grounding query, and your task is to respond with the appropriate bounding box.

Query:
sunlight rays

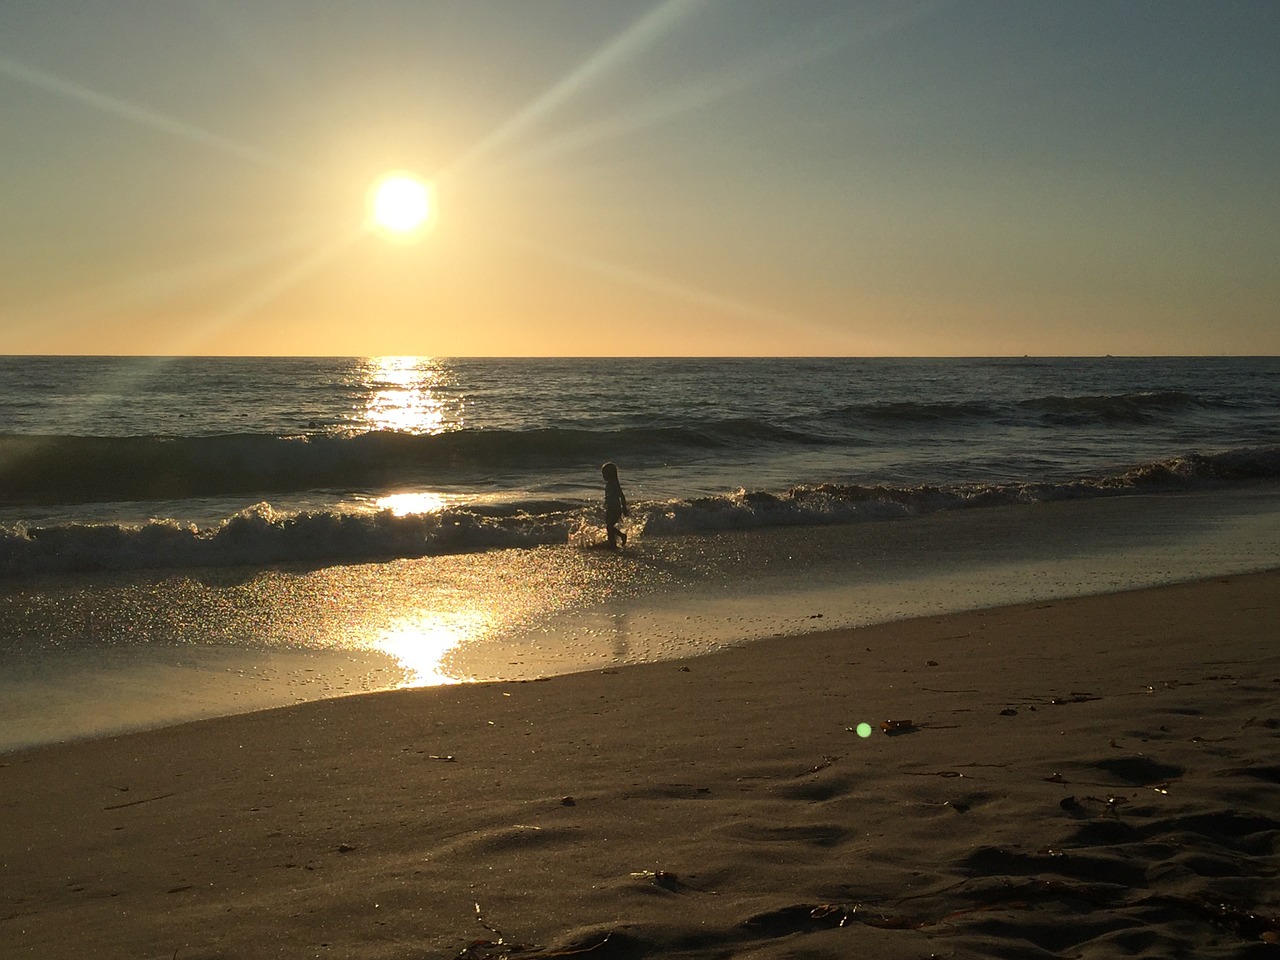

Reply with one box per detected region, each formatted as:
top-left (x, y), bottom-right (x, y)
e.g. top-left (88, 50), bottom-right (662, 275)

top-left (0, 53), bottom-right (345, 354)
top-left (0, 54), bottom-right (298, 175)
top-left (444, 0), bottom-right (706, 177)
top-left (0, 50), bottom-right (422, 355)
top-left (459, 0), bottom-right (953, 175)
top-left (0, 228), bottom-right (366, 435)
top-left (0, 231), bottom-right (326, 349)
top-left (180, 226), bottom-right (370, 354)
top-left (479, 222), bottom-right (867, 354)
top-left (419, 0), bottom-right (948, 354)
top-left (0, 0), bottom-right (949, 357)
top-left (496, 230), bottom-right (798, 332)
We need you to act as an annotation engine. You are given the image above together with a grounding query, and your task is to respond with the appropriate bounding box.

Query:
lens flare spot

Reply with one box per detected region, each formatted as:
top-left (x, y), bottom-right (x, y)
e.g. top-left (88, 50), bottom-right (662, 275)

top-left (856, 722), bottom-right (873, 739)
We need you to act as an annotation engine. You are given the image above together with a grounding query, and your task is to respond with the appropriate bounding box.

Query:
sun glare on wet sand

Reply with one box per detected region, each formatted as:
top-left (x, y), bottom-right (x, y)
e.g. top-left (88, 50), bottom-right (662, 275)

top-left (368, 173), bottom-right (433, 239)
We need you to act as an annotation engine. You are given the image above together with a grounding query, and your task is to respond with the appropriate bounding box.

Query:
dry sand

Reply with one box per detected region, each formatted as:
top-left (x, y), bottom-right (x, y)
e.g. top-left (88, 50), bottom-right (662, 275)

top-left (2, 571), bottom-right (1278, 959)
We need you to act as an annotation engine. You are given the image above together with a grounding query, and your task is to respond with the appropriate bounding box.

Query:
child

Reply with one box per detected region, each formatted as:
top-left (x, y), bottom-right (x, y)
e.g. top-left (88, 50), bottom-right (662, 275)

top-left (601, 461), bottom-right (629, 549)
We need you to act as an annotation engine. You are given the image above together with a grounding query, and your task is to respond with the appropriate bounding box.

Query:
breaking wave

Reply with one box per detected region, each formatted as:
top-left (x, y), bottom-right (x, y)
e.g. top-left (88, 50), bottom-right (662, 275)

top-left (3, 446), bottom-right (1276, 577)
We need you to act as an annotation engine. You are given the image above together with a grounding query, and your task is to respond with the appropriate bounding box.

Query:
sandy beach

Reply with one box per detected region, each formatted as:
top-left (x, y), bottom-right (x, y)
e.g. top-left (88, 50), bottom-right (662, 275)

top-left (5, 0), bottom-right (1279, 955)
top-left (2, 569), bottom-right (1278, 959)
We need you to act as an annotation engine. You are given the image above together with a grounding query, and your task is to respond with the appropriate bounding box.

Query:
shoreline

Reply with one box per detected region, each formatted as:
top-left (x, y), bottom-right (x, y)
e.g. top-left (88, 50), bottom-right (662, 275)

top-left (3, 570), bottom-right (1279, 957)
top-left (3, 485), bottom-right (1280, 753)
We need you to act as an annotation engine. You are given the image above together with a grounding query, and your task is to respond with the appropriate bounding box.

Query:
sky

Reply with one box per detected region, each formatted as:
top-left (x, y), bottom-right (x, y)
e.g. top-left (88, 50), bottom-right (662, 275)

top-left (1, 0), bottom-right (1277, 357)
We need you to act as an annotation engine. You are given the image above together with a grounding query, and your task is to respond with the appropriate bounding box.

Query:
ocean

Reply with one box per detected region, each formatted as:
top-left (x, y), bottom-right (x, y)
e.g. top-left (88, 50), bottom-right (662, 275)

top-left (2, 356), bottom-right (1279, 749)
top-left (3, 355), bottom-right (1279, 570)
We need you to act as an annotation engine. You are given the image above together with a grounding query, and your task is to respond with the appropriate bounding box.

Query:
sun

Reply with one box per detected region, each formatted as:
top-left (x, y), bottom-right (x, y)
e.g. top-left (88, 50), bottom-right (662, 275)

top-left (368, 173), bottom-right (434, 239)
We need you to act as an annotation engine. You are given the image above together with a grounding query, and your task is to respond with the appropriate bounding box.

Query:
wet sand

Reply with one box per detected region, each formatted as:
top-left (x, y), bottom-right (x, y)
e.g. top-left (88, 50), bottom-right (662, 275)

top-left (2, 569), bottom-right (1278, 959)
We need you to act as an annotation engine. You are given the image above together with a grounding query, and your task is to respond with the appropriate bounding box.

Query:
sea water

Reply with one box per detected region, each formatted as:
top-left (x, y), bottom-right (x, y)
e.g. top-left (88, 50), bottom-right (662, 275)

top-left (2, 356), bottom-right (1278, 749)
top-left (2, 355), bottom-right (1278, 567)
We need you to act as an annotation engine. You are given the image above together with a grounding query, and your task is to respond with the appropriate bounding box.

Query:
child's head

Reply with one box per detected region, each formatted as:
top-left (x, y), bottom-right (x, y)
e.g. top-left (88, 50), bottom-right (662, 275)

top-left (601, 461), bottom-right (618, 481)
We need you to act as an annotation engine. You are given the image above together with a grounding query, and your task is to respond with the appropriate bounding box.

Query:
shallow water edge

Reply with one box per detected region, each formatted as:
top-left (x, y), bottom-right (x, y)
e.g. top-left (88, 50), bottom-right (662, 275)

top-left (2, 484), bottom-right (1278, 752)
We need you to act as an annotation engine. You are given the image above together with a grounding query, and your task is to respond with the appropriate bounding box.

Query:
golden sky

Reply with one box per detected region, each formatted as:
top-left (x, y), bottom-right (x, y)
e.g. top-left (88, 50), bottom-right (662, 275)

top-left (1, 0), bottom-right (1277, 356)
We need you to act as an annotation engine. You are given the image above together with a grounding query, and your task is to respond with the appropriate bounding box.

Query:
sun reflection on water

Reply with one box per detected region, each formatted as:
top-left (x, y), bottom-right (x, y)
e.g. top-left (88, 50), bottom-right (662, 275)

top-left (375, 610), bottom-right (486, 687)
top-left (359, 356), bottom-right (463, 435)
top-left (376, 491), bottom-right (448, 516)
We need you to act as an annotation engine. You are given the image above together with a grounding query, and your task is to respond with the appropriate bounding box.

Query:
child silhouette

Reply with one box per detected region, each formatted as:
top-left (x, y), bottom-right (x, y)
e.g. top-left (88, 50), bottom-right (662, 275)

top-left (601, 461), bottom-right (629, 549)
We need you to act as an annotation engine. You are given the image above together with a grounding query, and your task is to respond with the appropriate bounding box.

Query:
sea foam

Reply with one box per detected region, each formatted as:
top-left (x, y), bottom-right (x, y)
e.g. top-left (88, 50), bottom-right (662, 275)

top-left (3, 447), bottom-right (1276, 577)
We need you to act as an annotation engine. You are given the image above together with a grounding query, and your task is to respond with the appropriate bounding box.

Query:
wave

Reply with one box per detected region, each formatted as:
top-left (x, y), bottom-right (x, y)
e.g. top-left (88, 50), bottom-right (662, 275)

top-left (843, 400), bottom-right (999, 425)
top-left (643, 446), bottom-right (1280, 534)
top-left (1016, 390), bottom-right (1207, 424)
top-left (818, 390), bottom-right (1227, 430)
top-left (0, 421), bottom-right (836, 506)
top-left (0, 388), bottom-right (1251, 507)
top-left (0, 502), bottom-right (582, 577)
top-left (0, 428), bottom-right (729, 505)
top-left (3, 446), bottom-right (1277, 577)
